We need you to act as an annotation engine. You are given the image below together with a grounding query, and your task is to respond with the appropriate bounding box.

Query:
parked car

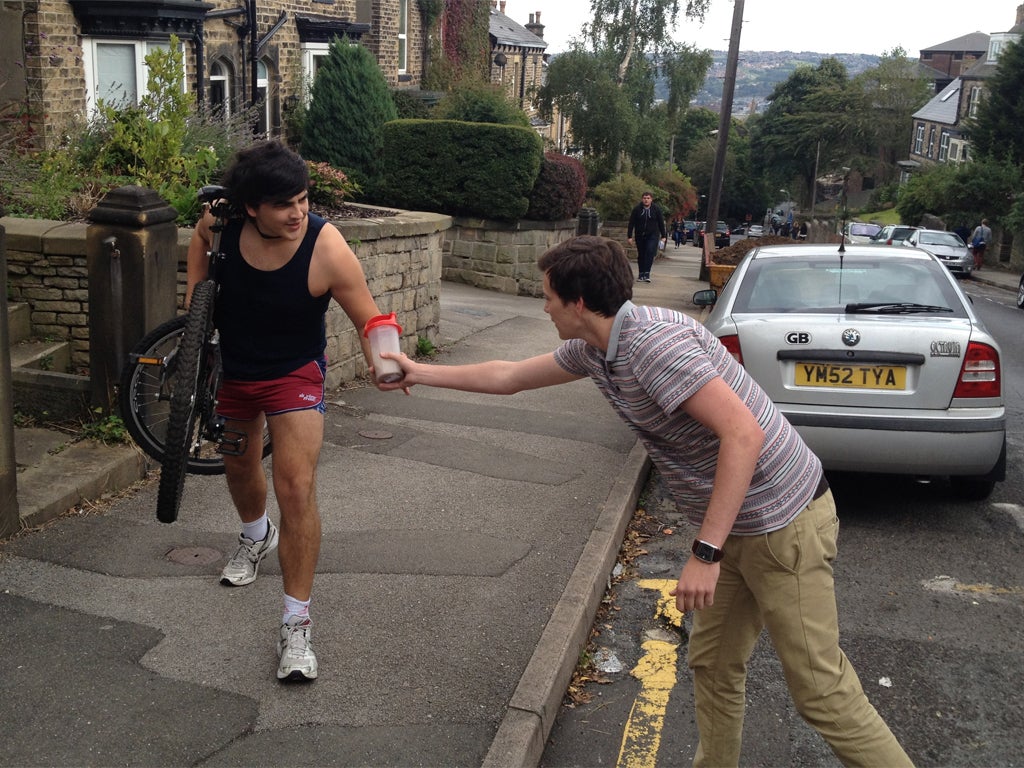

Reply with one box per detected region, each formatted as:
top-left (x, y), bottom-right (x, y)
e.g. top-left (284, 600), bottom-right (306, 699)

top-left (867, 224), bottom-right (919, 246)
top-left (695, 220), bottom-right (731, 248)
top-left (683, 220), bottom-right (700, 242)
top-left (692, 243), bottom-right (1005, 499)
top-left (841, 221), bottom-right (882, 244)
top-left (748, 224), bottom-right (765, 238)
top-left (903, 228), bottom-right (973, 277)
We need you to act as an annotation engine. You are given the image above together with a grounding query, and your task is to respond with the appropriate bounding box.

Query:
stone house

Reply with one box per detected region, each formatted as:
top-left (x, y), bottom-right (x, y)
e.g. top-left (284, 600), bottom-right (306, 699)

top-left (487, 1), bottom-right (565, 151)
top-left (902, 4), bottom-right (1023, 180)
top-left (2, 0), bottom-right (430, 148)
top-left (2, 0), bottom-right (567, 151)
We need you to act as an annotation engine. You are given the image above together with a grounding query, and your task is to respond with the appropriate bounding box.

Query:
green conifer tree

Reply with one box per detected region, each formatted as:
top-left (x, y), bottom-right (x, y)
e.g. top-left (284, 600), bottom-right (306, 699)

top-left (302, 37), bottom-right (398, 191)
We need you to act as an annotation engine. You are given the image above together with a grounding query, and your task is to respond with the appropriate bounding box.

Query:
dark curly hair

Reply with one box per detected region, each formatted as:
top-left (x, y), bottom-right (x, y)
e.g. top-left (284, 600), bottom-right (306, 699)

top-left (220, 140), bottom-right (309, 214)
top-left (537, 236), bottom-right (633, 317)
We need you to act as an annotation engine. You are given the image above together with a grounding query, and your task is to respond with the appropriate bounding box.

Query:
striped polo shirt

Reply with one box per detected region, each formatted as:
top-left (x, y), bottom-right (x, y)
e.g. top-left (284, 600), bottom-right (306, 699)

top-left (553, 301), bottom-right (822, 535)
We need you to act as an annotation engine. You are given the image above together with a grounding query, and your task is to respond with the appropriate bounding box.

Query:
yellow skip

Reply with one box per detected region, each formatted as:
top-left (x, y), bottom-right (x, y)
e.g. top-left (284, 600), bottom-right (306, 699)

top-left (617, 579), bottom-right (685, 768)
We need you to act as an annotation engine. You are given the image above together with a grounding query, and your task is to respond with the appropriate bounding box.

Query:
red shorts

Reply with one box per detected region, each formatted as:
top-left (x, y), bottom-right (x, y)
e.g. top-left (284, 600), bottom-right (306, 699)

top-left (216, 359), bottom-right (327, 421)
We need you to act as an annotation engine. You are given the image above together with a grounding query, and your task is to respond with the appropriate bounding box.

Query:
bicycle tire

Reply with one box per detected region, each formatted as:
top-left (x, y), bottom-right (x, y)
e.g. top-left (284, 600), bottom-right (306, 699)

top-left (156, 281), bottom-right (215, 523)
top-left (119, 316), bottom-right (272, 475)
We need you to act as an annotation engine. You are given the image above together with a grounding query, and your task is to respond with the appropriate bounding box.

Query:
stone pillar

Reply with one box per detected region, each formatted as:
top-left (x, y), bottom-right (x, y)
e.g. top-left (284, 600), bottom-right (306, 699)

top-left (87, 186), bottom-right (179, 413)
top-left (1, 220), bottom-right (20, 537)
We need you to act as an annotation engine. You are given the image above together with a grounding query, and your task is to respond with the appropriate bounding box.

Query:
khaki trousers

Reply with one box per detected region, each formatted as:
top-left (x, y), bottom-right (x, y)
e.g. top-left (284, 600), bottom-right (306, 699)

top-left (688, 491), bottom-right (913, 767)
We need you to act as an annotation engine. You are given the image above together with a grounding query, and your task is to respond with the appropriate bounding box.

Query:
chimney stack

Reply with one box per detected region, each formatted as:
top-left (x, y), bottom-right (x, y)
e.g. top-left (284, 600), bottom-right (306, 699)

top-left (499, 1), bottom-right (506, 13)
top-left (525, 10), bottom-right (545, 40)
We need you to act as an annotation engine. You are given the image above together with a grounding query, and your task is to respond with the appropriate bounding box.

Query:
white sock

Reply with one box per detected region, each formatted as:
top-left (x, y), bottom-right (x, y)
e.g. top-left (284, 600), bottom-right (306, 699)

top-left (241, 513), bottom-right (269, 542)
top-left (283, 594), bottom-right (311, 624)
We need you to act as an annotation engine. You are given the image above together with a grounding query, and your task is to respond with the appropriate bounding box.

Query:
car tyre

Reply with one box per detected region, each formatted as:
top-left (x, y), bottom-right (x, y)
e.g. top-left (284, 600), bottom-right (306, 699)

top-left (949, 476), bottom-right (996, 501)
top-left (1016, 275), bottom-right (1024, 309)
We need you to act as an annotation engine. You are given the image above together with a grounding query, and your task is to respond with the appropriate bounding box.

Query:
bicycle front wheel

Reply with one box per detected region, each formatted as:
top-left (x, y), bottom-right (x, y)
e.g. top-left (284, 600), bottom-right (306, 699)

top-left (120, 316), bottom-right (272, 476)
top-left (156, 281), bottom-right (216, 523)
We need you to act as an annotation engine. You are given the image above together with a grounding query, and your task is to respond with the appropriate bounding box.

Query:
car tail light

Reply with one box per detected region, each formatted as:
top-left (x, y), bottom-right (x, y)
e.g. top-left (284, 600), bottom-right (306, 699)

top-left (719, 334), bottom-right (743, 365)
top-left (953, 341), bottom-right (1000, 398)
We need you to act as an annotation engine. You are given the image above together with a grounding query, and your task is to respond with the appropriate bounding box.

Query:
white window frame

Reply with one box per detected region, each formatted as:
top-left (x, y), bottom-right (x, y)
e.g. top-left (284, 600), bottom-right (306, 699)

top-left (398, 0), bottom-right (409, 74)
top-left (209, 58), bottom-right (232, 118)
top-left (300, 43), bottom-right (332, 106)
top-left (256, 59), bottom-right (271, 137)
top-left (969, 85), bottom-right (983, 118)
top-left (82, 38), bottom-right (186, 117)
top-left (913, 123), bottom-right (925, 154)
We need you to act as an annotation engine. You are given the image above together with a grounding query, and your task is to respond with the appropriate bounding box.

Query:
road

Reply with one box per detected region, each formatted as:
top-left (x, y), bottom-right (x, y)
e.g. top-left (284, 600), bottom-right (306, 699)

top-left (541, 277), bottom-right (1024, 768)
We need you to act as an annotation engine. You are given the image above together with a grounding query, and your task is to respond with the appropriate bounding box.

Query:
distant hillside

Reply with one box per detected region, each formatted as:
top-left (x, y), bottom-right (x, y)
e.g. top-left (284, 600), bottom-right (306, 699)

top-left (670, 50), bottom-right (882, 115)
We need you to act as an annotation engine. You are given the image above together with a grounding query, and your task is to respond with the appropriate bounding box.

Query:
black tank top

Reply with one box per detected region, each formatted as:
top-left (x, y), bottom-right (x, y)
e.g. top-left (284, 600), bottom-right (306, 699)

top-left (213, 214), bottom-right (332, 380)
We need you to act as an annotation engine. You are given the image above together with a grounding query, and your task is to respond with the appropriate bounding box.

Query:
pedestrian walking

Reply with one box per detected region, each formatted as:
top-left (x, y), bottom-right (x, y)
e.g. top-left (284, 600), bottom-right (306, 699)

top-left (970, 218), bottom-right (992, 271)
top-left (626, 191), bottom-right (667, 283)
top-left (376, 235), bottom-right (914, 768)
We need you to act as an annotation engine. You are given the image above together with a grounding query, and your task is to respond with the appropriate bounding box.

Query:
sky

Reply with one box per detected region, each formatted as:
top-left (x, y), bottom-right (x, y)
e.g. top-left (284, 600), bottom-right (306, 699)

top-left (523, 1), bottom-right (1017, 57)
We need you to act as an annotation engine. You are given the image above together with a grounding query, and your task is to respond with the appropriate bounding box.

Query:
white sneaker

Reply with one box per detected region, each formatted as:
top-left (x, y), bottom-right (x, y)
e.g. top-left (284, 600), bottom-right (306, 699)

top-left (277, 617), bottom-right (318, 682)
top-left (220, 520), bottom-right (279, 586)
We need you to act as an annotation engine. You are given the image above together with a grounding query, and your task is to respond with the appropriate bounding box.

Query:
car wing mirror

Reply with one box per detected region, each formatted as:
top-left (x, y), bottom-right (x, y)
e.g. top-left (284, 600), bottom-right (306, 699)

top-left (693, 289), bottom-right (718, 307)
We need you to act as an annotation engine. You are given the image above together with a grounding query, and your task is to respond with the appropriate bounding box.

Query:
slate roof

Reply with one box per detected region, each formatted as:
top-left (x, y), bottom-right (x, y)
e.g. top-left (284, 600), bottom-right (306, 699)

top-left (921, 31), bottom-right (991, 54)
top-left (913, 77), bottom-right (962, 124)
top-left (489, 8), bottom-right (546, 49)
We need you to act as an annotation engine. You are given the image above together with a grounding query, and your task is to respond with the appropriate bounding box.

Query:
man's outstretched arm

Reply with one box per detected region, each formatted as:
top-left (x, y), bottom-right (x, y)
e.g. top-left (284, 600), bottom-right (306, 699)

top-left (378, 351), bottom-right (582, 396)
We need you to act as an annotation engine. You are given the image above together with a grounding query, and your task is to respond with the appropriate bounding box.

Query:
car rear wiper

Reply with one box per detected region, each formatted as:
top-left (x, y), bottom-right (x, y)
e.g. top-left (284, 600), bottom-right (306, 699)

top-left (844, 302), bottom-right (954, 314)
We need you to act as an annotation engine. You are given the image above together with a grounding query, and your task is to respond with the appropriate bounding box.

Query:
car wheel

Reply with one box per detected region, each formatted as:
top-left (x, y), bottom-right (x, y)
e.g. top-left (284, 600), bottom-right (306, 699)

top-left (1016, 275), bottom-right (1024, 309)
top-left (949, 476), bottom-right (996, 501)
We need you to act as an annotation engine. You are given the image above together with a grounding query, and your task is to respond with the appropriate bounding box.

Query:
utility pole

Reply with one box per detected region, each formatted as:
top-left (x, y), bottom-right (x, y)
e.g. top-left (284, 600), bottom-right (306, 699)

top-left (700, 0), bottom-right (744, 282)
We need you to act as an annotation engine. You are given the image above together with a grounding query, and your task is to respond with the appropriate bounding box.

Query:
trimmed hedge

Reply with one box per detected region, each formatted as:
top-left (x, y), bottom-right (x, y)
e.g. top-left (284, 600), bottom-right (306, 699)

top-left (526, 152), bottom-right (587, 221)
top-left (379, 119), bottom-right (543, 221)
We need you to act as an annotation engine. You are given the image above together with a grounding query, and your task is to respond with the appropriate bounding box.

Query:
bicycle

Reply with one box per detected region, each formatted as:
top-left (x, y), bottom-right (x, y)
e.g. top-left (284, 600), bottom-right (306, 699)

top-left (119, 185), bottom-right (271, 523)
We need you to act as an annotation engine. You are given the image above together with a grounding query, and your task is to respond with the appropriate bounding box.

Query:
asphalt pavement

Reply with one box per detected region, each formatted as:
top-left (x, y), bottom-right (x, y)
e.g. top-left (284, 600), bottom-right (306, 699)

top-left (2, 245), bottom-right (709, 768)
top-left (3, 246), bottom-right (1018, 768)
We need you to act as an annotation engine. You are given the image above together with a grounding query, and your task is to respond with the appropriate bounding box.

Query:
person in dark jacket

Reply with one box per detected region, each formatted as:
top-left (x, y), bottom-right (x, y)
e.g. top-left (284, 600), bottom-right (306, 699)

top-left (626, 191), bottom-right (667, 283)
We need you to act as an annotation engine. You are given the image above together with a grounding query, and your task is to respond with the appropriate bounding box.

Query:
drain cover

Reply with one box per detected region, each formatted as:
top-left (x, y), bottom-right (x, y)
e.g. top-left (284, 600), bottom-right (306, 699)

top-left (166, 546), bottom-right (222, 566)
top-left (358, 429), bottom-right (393, 440)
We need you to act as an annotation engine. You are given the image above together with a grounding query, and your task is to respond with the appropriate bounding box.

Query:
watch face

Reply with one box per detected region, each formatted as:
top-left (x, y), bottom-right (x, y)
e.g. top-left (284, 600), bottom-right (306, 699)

top-left (692, 540), bottom-right (722, 563)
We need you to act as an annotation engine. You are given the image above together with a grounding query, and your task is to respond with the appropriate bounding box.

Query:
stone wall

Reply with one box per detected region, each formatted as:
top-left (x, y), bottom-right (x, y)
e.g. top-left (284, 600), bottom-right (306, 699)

top-left (3, 208), bottom-right (450, 390)
top-left (442, 217), bottom-right (578, 297)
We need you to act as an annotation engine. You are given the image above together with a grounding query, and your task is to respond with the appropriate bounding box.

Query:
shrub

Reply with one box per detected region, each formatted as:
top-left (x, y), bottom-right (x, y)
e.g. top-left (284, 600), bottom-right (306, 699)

top-left (433, 82), bottom-right (530, 126)
top-left (379, 119), bottom-right (543, 220)
top-left (525, 152), bottom-right (588, 221)
top-left (592, 173), bottom-right (662, 222)
top-left (391, 89), bottom-right (434, 120)
top-left (303, 38), bottom-right (398, 194)
top-left (307, 161), bottom-right (361, 208)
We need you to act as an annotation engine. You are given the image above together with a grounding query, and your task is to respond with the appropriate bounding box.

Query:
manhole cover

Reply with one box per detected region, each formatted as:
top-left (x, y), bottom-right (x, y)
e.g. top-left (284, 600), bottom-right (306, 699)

top-left (358, 429), bottom-right (393, 440)
top-left (166, 546), bottom-right (222, 566)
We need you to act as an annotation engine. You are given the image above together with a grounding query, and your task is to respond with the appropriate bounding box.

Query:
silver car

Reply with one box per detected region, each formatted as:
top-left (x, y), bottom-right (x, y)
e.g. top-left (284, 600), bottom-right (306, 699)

top-left (694, 243), bottom-right (1005, 499)
top-left (903, 228), bottom-right (973, 276)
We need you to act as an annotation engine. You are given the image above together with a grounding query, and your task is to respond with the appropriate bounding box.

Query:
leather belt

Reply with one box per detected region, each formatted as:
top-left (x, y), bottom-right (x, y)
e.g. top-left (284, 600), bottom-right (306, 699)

top-left (812, 474), bottom-right (830, 501)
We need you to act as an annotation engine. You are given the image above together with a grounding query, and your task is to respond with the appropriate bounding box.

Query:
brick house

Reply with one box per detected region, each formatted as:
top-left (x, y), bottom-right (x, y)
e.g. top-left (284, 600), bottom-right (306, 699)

top-left (0, 0), bottom-right (432, 149)
top-left (901, 5), bottom-right (1023, 180)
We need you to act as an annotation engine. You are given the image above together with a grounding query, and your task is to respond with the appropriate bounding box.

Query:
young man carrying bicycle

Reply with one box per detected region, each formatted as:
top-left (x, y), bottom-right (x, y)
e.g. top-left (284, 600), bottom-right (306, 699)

top-left (186, 140), bottom-right (385, 682)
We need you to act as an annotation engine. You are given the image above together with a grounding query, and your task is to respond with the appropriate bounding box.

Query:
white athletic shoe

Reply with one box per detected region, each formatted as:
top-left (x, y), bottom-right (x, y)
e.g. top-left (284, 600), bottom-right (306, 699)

top-left (220, 520), bottom-right (279, 587)
top-left (277, 616), bottom-right (318, 682)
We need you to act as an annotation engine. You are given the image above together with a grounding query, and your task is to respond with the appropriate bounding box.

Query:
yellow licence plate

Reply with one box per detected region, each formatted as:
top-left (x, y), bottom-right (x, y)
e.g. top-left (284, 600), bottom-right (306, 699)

top-left (794, 363), bottom-right (907, 390)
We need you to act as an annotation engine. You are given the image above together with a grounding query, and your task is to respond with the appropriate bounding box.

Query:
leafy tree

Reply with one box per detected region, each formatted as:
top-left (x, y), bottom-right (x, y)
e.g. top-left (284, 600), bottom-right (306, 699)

top-left (750, 58), bottom-right (867, 208)
top-left (538, 1), bottom-right (714, 172)
top-left (969, 38), bottom-right (1024, 166)
top-left (853, 48), bottom-right (932, 179)
top-left (896, 158), bottom-right (1019, 230)
top-left (302, 37), bottom-right (398, 192)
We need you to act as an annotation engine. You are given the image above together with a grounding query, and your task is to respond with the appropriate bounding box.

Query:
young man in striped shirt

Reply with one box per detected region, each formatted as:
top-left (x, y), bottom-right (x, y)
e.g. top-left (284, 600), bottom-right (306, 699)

top-left (379, 235), bottom-right (912, 767)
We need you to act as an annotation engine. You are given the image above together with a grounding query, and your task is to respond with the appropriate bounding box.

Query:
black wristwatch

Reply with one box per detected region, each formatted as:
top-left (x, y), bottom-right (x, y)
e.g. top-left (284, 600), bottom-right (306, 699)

top-left (691, 539), bottom-right (724, 563)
